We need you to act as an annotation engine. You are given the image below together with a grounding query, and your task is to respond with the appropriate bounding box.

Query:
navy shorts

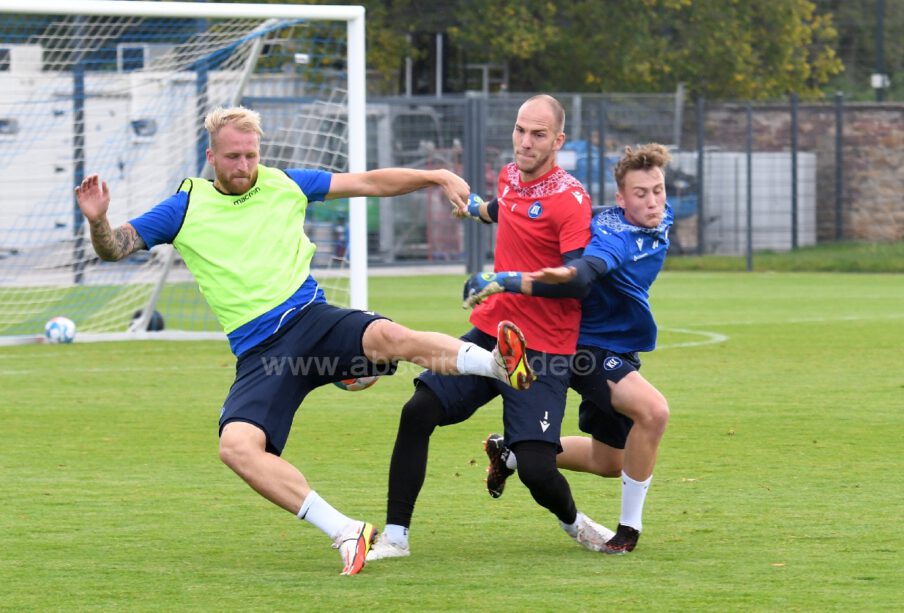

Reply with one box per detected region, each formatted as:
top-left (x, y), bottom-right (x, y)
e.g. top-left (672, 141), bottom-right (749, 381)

top-left (569, 345), bottom-right (640, 450)
top-left (417, 327), bottom-right (571, 448)
top-left (219, 302), bottom-right (397, 455)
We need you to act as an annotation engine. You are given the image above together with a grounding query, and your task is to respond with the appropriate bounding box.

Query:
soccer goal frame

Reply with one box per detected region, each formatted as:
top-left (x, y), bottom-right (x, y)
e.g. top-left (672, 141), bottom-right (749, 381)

top-left (0, 0), bottom-right (368, 345)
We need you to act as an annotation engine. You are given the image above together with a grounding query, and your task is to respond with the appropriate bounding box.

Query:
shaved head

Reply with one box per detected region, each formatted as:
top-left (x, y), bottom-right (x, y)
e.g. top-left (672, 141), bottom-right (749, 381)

top-left (512, 94), bottom-right (566, 182)
top-left (520, 94), bottom-right (566, 134)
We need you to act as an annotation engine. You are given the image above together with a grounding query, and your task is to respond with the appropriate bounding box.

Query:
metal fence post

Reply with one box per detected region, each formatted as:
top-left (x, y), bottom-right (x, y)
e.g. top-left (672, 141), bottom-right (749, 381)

top-left (598, 98), bottom-right (607, 207)
top-left (790, 93), bottom-right (799, 250)
top-left (673, 82), bottom-right (685, 150)
top-left (695, 96), bottom-right (705, 254)
top-left (464, 96), bottom-right (488, 274)
top-left (835, 92), bottom-right (845, 241)
top-left (746, 102), bottom-right (753, 272)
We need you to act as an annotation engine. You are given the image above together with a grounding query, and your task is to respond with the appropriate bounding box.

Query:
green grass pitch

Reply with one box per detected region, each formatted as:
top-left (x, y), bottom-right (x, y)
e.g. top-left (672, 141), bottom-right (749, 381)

top-left (1, 272), bottom-right (901, 610)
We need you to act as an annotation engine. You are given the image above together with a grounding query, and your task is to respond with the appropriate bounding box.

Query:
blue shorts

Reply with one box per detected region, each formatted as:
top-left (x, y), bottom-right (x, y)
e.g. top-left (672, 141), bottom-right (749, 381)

top-left (417, 327), bottom-right (571, 448)
top-left (219, 302), bottom-right (396, 455)
top-left (569, 345), bottom-right (639, 450)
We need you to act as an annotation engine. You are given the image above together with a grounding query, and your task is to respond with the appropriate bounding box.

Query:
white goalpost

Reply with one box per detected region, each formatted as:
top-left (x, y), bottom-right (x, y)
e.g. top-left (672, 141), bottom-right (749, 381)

top-left (0, 0), bottom-right (368, 344)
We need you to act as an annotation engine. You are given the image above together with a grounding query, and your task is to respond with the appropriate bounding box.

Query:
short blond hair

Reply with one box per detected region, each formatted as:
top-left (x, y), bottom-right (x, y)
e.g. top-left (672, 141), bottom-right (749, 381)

top-left (613, 143), bottom-right (672, 191)
top-left (204, 106), bottom-right (263, 149)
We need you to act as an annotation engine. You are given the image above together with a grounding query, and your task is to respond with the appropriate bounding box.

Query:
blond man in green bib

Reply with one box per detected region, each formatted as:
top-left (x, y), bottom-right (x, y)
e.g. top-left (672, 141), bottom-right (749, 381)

top-left (75, 106), bottom-right (534, 576)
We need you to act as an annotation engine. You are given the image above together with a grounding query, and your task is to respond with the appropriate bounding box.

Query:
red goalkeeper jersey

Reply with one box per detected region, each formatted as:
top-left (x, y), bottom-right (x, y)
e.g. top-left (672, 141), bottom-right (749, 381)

top-left (470, 163), bottom-right (592, 354)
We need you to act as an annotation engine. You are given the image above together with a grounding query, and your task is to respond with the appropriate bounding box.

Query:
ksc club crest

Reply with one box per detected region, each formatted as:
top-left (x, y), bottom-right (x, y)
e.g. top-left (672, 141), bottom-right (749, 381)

top-left (603, 356), bottom-right (623, 371)
top-left (528, 201), bottom-right (542, 218)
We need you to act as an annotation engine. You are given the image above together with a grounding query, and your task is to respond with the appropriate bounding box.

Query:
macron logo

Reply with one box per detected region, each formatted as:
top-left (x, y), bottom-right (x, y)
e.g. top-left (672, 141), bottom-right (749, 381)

top-left (539, 410), bottom-right (550, 432)
top-left (232, 185), bottom-right (260, 206)
top-left (572, 191), bottom-right (584, 205)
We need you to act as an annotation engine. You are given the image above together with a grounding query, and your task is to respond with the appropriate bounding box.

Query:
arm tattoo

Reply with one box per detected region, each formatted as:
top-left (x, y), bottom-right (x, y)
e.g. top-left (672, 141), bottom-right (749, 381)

top-left (114, 226), bottom-right (143, 256)
top-left (89, 221), bottom-right (145, 261)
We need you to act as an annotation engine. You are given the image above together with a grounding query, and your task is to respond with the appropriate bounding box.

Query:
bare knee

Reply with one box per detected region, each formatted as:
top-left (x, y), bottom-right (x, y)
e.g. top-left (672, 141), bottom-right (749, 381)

top-left (362, 320), bottom-right (415, 362)
top-left (219, 421), bottom-right (266, 471)
top-left (635, 396), bottom-right (670, 437)
top-left (649, 397), bottom-right (670, 430)
top-left (612, 373), bottom-right (670, 433)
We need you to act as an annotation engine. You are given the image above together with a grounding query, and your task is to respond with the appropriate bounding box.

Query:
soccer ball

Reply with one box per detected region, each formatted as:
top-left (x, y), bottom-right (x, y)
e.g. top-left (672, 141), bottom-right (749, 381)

top-left (333, 375), bottom-right (380, 392)
top-left (44, 316), bottom-right (76, 344)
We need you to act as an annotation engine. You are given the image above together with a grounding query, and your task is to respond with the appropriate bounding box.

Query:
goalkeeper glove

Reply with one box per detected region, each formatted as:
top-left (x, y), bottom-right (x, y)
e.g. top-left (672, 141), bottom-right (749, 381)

top-left (462, 272), bottom-right (522, 309)
top-left (466, 193), bottom-right (485, 220)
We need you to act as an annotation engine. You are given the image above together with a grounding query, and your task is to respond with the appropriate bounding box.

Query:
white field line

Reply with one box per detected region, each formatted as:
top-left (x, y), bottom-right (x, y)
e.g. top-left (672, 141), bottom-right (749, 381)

top-left (656, 311), bottom-right (904, 350)
top-left (680, 312), bottom-right (904, 328)
top-left (658, 328), bottom-right (729, 350)
top-left (2, 312), bottom-right (902, 375)
top-left (0, 364), bottom-right (230, 376)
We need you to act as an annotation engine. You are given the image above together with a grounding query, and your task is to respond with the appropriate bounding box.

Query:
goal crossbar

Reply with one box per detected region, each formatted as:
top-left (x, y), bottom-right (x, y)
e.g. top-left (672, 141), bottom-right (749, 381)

top-left (0, 1), bottom-right (363, 22)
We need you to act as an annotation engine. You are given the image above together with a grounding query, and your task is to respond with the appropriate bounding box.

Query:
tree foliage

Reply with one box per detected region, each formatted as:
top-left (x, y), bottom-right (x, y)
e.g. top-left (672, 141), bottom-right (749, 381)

top-left (812, 0), bottom-right (904, 100)
top-left (449, 0), bottom-right (842, 99)
top-left (215, 0), bottom-right (855, 100)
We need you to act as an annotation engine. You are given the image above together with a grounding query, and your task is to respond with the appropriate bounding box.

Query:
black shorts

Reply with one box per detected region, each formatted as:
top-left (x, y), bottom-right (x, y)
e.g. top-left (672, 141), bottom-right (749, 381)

top-left (219, 302), bottom-right (397, 455)
top-left (569, 345), bottom-right (640, 450)
top-left (416, 327), bottom-right (571, 449)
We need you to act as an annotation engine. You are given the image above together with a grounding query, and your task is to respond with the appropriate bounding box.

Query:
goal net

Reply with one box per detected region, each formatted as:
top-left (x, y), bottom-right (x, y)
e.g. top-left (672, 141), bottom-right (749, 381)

top-left (0, 1), bottom-right (367, 343)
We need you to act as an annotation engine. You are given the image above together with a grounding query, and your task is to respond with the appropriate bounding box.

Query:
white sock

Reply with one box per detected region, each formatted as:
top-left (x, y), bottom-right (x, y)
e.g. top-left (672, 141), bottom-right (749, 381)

top-left (505, 449), bottom-right (518, 470)
top-left (620, 471), bottom-right (652, 532)
top-left (296, 490), bottom-right (354, 540)
top-left (559, 511), bottom-right (585, 536)
top-left (456, 342), bottom-right (500, 378)
top-left (383, 523), bottom-right (409, 546)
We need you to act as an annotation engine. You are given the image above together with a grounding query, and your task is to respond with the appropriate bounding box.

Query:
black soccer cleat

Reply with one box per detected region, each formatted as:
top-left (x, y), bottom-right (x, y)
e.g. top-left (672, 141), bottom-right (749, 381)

top-left (484, 433), bottom-right (514, 498)
top-left (603, 523), bottom-right (641, 554)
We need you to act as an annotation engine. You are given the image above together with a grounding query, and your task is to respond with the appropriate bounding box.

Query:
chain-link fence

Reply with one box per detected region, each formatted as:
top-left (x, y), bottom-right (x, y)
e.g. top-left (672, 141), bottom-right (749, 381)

top-left (242, 91), bottom-right (903, 267)
top-left (679, 96), bottom-right (903, 258)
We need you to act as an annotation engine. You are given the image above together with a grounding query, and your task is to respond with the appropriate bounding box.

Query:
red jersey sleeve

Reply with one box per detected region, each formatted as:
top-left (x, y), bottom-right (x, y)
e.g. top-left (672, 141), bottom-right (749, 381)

top-left (554, 188), bottom-right (592, 254)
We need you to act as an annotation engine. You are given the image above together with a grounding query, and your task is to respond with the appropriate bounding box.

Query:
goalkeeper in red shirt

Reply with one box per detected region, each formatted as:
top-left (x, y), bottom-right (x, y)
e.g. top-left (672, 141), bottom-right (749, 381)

top-left (368, 95), bottom-right (615, 561)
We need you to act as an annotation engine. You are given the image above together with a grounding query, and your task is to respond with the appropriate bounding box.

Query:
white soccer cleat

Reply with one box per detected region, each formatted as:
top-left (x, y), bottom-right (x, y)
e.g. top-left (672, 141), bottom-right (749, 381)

top-left (365, 533), bottom-right (411, 561)
top-left (332, 521), bottom-right (376, 576)
top-left (568, 513), bottom-right (616, 552)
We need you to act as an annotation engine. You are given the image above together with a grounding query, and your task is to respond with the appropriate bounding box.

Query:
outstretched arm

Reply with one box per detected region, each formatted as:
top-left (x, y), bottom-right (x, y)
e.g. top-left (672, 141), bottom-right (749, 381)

top-left (463, 252), bottom-right (608, 308)
top-left (528, 256), bottom-right (608, 293)
top-left (75, 174), bottom-right (146, 262)
top-left (327, 168), bottom-right (470, 211)
top-left (453, 195), bottom-right (498, 223)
